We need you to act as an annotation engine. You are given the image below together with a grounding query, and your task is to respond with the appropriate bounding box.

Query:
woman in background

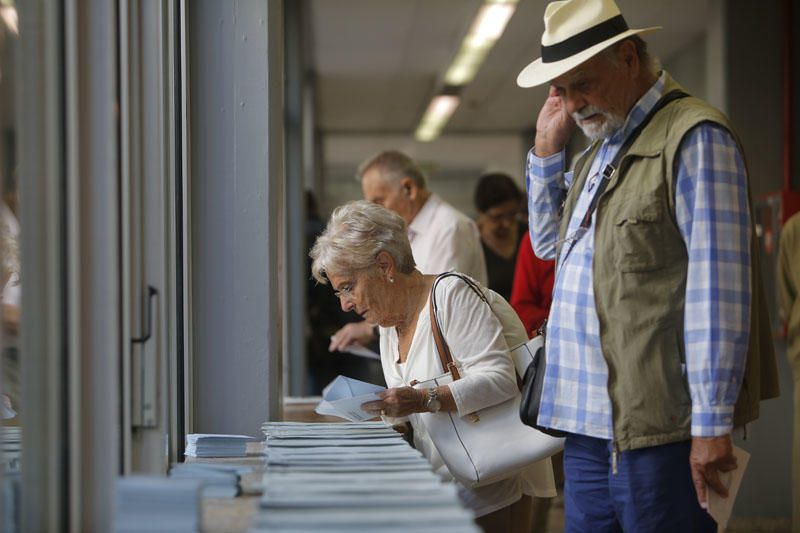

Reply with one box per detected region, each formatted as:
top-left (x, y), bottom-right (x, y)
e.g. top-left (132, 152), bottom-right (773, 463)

top-left (474, 173), bottom-right (524, 301)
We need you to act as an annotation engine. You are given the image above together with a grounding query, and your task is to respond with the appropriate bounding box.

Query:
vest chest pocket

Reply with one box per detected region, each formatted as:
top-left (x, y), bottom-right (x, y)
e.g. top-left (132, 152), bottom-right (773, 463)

top-left (612, 197), bottom-right (680, 272)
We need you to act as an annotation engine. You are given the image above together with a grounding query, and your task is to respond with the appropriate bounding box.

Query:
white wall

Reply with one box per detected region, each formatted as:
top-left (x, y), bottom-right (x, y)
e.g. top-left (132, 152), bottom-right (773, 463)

top-left (662, 34), bottom-right (708, 101)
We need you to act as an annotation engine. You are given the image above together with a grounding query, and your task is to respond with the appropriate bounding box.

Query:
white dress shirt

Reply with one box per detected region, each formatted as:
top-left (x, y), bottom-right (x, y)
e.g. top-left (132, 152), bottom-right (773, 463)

top-left (379, 275), bottom-right (555, 516)
top-left (408, 194), bottom-right (488, 285)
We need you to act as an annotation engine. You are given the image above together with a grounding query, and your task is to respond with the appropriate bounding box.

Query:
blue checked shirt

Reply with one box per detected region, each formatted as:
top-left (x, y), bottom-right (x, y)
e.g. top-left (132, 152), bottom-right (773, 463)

top-left (527, 72), bottom-right (751, 439)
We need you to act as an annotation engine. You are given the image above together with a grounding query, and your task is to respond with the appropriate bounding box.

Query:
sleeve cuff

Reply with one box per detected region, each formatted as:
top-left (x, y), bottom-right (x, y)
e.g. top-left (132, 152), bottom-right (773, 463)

top-left (447, 381), bottom-right (468, 416)
top-left (527, 147), bottom-right (564, 167)
top-left (691, 404), bottom-right (735, 437)
top-left (527, 147), bottom-right (566, 186)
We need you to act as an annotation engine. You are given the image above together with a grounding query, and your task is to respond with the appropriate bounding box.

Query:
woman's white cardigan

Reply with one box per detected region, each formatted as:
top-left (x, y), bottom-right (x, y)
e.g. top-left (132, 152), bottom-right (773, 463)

top-left (379, 274), bottom-right (556, 517)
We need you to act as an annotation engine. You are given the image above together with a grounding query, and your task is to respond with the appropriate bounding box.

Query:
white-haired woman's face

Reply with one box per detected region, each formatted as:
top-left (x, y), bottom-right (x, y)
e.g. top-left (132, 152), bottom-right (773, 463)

top-left (327, 269), bottom-right (395, 327)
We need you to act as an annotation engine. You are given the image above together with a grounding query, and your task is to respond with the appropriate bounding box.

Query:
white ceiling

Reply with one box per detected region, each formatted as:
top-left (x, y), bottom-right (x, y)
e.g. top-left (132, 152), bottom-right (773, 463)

top-left (309, 0), bottom-right (713, 136)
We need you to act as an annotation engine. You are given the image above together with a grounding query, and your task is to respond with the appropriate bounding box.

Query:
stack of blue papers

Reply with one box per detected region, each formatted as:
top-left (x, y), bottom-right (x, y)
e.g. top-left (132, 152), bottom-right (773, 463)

top-left (184, 433), bottom-right (256, 458)
top-left (251, 421), bottom-right (480, 532)
top-left (114, 476), bottom-right (202, 533)
top-left (169, 463), bottom-right (253, 498)
top-left (0, 426), bottom-right (21, 473)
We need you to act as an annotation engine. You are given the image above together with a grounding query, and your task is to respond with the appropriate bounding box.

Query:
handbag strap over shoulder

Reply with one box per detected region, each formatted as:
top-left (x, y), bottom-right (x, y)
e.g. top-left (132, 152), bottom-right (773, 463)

top-left (559, 89), bottom-right (689, 261)
top-left (428, 273), bottom-right (487, 382)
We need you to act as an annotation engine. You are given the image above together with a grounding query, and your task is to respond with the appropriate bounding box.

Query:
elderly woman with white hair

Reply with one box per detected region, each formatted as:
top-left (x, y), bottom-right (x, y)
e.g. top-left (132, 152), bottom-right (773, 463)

top-left (310, 200), bottom-right (553, 533)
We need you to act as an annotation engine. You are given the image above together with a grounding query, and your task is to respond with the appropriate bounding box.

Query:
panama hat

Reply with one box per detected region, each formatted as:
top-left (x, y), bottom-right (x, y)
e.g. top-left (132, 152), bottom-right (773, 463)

top-left (517, 0), bottom-right (660, 88)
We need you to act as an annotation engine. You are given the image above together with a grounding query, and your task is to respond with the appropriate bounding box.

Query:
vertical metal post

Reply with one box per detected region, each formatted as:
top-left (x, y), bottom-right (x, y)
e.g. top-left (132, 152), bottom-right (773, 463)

top-left (64, 0), bottom-right (120, 530)
top-left (284, 0), bottom-right (307, 396)
top-left (17, 1), bottom-right (68, 530)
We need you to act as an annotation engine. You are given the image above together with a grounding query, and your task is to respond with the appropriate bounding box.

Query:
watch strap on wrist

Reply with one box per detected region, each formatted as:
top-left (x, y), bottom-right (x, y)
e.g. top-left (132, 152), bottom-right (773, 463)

top-left (425, 388), bottom-right (441, 413)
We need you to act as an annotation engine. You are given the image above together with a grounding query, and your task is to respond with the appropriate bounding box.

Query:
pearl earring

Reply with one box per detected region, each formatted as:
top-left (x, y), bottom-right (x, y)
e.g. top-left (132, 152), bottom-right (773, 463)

top-left (389, 277), bottom-right (395, 283)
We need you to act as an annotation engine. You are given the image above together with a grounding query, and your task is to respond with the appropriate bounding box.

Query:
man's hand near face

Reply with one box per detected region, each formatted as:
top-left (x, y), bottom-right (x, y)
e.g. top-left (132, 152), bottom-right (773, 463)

top-left (534, 86), bottom-right (577, 157)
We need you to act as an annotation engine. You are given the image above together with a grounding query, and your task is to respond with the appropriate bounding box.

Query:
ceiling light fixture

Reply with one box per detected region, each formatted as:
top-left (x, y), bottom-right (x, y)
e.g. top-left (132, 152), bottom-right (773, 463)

top-left (414, 94), bottom-right (460, 142)
top-left (446, 1), bottom-right (517, 85)
top-left (0, 6), bottom-right (17, 36)
top-left (415, 0), bottom-right (519, 142)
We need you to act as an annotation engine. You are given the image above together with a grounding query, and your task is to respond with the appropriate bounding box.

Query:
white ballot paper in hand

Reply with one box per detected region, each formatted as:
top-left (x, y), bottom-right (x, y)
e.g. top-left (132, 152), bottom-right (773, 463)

top-left (315, 375), bottom-right (386, 422)
top-left (1, 403), bottom-right (15, 420)
top-left (707, 445), bottom-right (750, 532)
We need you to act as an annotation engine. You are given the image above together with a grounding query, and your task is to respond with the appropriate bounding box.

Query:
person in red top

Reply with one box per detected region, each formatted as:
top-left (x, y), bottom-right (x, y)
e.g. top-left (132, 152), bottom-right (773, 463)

top-left (510, 231), bottom-right (555, 338)
top-left (510, 229), bottom-right (558, 531)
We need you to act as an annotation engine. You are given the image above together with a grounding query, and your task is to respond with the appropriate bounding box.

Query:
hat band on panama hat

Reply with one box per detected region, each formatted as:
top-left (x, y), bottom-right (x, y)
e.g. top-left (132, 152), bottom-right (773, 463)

top-left (541, 14), bottom-right (628, 63)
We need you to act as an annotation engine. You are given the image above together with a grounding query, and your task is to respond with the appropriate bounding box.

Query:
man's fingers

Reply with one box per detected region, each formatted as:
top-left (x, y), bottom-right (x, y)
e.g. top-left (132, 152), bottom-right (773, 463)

top-left (718, 456), bottom-right (738, 473)
top-left (328, 333), bottom-right (351, 352)
top-left (360, 400), bottom-right (383, 413)
top-left (703, 466), bottom-right (729, 499)
top-left (691, 466), bottom-right (708, 507)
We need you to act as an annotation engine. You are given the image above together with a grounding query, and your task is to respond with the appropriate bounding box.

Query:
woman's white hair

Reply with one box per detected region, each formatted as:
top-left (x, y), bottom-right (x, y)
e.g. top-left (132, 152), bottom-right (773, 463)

top-left (310, 200), bottom-right (416, 284)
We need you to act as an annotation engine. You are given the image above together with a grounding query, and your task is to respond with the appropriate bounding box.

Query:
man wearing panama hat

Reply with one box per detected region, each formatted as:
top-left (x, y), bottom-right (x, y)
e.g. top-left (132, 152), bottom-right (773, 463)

top-left (520, 0), bottom-right (779, 530)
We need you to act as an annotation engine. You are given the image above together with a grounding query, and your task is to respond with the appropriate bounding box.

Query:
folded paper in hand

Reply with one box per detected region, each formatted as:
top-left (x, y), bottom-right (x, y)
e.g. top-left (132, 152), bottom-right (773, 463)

top-left (1, 403), bottom-right (15, 420)
top-left (315, 376), bottom-right (385, 422)
top-left (707, 445), bottom-right (750, 532)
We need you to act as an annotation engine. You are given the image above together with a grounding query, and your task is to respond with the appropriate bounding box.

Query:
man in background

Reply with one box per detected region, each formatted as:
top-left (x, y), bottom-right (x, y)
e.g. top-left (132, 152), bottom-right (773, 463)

top-left (329, 150), bottom-right (486, 352)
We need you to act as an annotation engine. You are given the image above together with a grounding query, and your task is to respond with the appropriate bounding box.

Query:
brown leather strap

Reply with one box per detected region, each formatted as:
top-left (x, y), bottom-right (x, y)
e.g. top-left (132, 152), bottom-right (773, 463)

top-left (429, 288), bottom-right (461, 381)
top-left (428, 273), bottom-right (487, 381)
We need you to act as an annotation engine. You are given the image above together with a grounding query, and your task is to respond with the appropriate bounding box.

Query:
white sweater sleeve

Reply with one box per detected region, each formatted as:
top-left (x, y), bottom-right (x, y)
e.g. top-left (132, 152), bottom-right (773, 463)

top-left (434, 277), bottom-right (518, 416)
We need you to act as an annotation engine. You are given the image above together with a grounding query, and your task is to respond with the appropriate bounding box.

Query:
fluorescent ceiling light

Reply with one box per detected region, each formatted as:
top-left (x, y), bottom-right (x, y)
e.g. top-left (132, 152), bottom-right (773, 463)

top-left (0, 6), bottom-right (17, 36)
top-left (445, 1), bottom-right (517, 85)
top-left (415, 95), bottom-right (460, 142)
top-left (445, 44), bottom-right (491, 86)
top-left (416, 0), bottom-right (518, 142)
top-left (472, 3), bottom-right (516, 43)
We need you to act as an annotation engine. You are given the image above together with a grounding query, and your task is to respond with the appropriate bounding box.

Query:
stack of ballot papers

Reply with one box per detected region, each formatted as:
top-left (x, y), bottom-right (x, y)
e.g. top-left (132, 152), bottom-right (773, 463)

top-left (314, 375), bottom-right (386, 422)
top-left (184, 433), bottom-right (256, 458)
top-left (0, 426), bottom-right (21, 473)
top-left (249, 421), bottom-right (480, 532)
top-left (169, 463), bottom-right (253, 498)
top-left (1, 471), bottom-right (19, 533)
top-left (114, 476), bottom-right (202, 533)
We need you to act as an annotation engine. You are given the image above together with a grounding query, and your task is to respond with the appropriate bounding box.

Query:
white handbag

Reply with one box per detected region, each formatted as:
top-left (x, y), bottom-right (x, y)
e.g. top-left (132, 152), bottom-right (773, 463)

top-left (414, 274), bottom-right (563, 488)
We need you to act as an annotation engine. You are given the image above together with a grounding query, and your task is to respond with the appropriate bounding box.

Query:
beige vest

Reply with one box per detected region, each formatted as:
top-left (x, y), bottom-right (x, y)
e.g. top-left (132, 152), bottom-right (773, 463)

top-left (558, 74), bottom-right (779, 450)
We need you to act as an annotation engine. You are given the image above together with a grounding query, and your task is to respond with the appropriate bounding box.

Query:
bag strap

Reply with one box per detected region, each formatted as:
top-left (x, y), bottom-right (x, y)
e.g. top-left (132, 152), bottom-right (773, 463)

top-left (560, 89), bottom-right (689, 260)
top-left (428, 273), bottom-right (487, 382)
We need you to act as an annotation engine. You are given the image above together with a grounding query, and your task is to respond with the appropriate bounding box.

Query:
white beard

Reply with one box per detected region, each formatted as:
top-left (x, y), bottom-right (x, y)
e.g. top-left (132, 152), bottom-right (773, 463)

top-left (573, 106), bottom-right (625, 141)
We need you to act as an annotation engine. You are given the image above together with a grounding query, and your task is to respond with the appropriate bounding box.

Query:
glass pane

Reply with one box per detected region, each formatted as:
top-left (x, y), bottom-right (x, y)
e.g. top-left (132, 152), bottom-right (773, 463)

top-left (0, 1), bottom-right (21, 531)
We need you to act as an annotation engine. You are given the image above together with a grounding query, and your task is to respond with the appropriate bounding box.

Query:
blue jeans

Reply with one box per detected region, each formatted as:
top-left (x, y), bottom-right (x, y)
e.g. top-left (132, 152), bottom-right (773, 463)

top-left (563, 434), bottom-right (717, 533)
